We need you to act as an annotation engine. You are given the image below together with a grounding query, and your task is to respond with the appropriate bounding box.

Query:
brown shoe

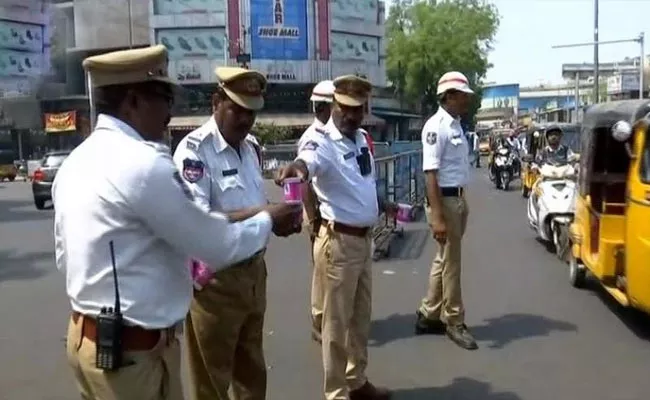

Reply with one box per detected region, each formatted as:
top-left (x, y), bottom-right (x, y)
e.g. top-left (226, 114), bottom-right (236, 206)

top-left (350, 381), bottom-right (391, 400)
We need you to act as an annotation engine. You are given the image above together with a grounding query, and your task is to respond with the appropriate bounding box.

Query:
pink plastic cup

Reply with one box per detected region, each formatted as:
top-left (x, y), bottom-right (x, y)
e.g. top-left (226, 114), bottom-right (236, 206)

top-left (283, 177), bottom-right (303, 204)
top-left (396, 203), bottom-right (413, 223)
top-left (189, 259), bottom-right (213, 290)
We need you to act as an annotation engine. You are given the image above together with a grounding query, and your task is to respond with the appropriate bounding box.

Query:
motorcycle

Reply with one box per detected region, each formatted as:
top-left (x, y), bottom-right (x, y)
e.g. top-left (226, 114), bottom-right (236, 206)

top-left (489, 147), bottom-right (516, 190)
top-left (526, 163), bottom-right (577, 260)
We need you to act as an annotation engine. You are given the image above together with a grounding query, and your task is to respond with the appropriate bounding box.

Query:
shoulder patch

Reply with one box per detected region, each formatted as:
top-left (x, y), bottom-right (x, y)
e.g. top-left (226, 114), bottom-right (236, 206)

top-left (182, 158), bottom-right (205, 183)
top-left (143, 141), bottom-right (171, 154)
top-left (426, 131), bottom-right (437, 145)
top-left (314, 127), bottom-right (329, 136)
top-left (301, 140), bottom-right (319, 151)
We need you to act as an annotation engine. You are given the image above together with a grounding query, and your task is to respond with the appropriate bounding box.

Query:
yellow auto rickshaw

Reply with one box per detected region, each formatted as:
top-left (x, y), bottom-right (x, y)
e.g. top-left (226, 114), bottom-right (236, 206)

top-left (478, 131), bottom-right (491, 155)
top-left (520, 126), bottom-right (542, 197)
top-left (568, 99), bottom-right (650, 314)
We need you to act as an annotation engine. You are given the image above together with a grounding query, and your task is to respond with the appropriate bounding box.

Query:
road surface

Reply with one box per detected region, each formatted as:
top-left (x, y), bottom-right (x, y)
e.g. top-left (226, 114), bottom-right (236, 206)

top-left (1, 169), bottom-right (650, 400)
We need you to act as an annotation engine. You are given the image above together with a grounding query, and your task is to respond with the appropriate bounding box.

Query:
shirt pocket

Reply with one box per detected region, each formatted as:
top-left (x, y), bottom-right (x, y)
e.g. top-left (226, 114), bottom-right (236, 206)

top-left (215, 175), bottom-right (246, 211)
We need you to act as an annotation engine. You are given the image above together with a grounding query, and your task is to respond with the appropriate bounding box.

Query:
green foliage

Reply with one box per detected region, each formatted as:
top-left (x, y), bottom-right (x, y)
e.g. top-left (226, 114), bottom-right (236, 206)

top-left (252, 123), bottom-right (292, 144)
top-left (386, 0), bottom-right (500, 120)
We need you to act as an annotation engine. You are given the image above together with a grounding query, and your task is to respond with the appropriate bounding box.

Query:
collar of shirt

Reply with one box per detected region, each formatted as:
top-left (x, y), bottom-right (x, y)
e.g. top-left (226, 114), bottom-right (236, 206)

top-left (312, 117), bottom-right (326, 129)
top-left (324, 118), bottom-right (365, 143)
top-left (96, 113), bottom-right (143, 141)
top-left (437, 106), bottom-right (461, 128)
top-left (205, 116), bottom-right (247, 154)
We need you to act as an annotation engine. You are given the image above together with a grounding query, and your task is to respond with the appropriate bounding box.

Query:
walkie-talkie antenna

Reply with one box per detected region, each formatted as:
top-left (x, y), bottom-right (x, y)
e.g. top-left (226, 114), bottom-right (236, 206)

top-left (108, 241), bottom-right (121, 314)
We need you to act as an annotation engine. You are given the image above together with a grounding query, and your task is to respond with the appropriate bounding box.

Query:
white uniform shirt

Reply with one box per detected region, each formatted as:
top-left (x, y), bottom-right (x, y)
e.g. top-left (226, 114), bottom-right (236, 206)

top-left (297, 117), bottom-right (326, 150)
top-left (173, 117), bottom-right (267, 213)
top-left (421, 107), bottom-right (470, 187)
top-left (52, 114), bottom-right (272, 329)
top-left (296, 119), bottom-right (378, 227)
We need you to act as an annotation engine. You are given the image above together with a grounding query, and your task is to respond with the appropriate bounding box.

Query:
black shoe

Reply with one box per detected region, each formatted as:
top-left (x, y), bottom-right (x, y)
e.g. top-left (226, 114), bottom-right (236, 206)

top-left (350, 381), bottom-right (391, 400)
top-left (446, 324), bottom-right (478, 350)
top-left (415, 311), bottom-right (446, 335)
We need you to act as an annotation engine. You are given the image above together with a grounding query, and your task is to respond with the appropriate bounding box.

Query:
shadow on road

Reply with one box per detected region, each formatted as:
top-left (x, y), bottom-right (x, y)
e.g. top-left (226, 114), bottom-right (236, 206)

top-left (0, 198), bottom-right (53, 223)
top-left (586, 278), bottom-right (650, 341)
top-left (388, 228), bottom-right (429, 261)
top-left (370, 312), bottom-right (577, 348)
top-left (471, 313), bottom-right (577, 349)
top-left (0, 249), bottom-right (54, 282)
top-left (392, 377), bottom-right (523, 399)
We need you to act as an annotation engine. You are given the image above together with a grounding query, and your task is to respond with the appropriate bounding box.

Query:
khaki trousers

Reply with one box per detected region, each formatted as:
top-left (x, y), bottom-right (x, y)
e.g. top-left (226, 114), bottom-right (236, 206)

top-left (184, 255), bottom-right (267, 400)
top-left (314, 222), bottom-right (372, 400)
top-left (420, 196), bottom-right (469, 326)
top-left (307, 209), bottom-right (325, 338)
top-left (66, 315), bottom-right (183, 400)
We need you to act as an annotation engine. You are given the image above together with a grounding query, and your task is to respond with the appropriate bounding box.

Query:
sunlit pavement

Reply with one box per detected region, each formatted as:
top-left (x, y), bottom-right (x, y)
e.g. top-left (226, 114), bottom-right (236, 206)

top-left (2, 169), bottom-right (650, 400)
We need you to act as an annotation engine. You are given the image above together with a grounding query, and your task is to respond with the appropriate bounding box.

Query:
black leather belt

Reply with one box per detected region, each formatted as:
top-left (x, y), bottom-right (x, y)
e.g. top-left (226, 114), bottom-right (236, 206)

top-left (440, 187), bottom-right (464, 197)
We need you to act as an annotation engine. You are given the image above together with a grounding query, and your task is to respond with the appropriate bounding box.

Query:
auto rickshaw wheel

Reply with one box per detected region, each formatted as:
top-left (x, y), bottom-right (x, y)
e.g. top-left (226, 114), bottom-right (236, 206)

top-left (569, 251), bottom-right (587, 288)
top-left (8, 176), bottom-right (15, 182)
top-left (522, 185), bottom-right (530, 198)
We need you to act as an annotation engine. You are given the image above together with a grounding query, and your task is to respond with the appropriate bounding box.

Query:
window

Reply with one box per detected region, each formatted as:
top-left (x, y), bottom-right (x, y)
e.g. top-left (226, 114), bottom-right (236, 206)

top-left (42, 154), bottom-right (68, 167)
top-left (641, 134), bottom-right (650, 183)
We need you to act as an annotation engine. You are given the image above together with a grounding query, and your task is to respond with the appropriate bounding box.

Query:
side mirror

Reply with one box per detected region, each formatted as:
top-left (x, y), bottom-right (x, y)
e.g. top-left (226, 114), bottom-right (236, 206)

top-left (611, 120), bottom-right (632, 142)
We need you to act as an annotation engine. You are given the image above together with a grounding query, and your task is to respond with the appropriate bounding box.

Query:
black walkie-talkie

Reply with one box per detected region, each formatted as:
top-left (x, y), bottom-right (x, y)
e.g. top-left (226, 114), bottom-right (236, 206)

top-left (95, 240), bottom-right (124, 370)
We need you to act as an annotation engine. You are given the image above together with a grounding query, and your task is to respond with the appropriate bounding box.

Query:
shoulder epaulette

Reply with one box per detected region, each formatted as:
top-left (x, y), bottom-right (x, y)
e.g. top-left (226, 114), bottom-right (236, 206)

top-left (314, 127), bottom-right (329, 136)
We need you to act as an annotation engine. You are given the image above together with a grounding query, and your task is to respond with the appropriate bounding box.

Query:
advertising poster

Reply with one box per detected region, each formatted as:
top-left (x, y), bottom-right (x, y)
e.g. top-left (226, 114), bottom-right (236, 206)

top-left (330, 32), bottom-right (379, 63)
top-left (330, 0), bottom-right (378, 23)
top-left (44, 111), bottom-right (76, 133)
top-left (250, 0), bottom-right (308, 60)
top-left (156, 28), bottom-right (226, 60)
top-left (153, 0), bottom-right (225, 15)
top-left (481, 84), bottom-right (520, 110)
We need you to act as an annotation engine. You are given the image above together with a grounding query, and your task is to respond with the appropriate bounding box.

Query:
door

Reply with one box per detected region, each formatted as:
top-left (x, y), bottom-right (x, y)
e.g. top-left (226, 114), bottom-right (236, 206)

top-left (625, 129), bottom-right (650, 310)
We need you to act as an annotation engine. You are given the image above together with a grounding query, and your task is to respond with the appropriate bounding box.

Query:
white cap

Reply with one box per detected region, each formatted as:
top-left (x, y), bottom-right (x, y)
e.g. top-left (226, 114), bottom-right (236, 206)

top-left (310, 80), bottom-right (335, 103)
top-left (436, 71), bottom-right (474, 95)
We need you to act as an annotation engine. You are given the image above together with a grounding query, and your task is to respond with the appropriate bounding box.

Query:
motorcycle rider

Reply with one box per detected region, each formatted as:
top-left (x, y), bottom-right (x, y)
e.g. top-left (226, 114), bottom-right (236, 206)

top-left (535, 125), bottom-right (575, 167)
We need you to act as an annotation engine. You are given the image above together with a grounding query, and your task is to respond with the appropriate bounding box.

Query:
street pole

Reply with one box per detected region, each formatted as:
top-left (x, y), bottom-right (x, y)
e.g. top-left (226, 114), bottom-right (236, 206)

top-left (127, 0), bottom-right (133, 48)
top-left (594, 0), bottom-right (599, 103)
top-left (574, 72), bottom-right (580, 122)
top-left (398, 60), bottom-right (404, 140)
top-left (639, 32), bottom-right (645, 99)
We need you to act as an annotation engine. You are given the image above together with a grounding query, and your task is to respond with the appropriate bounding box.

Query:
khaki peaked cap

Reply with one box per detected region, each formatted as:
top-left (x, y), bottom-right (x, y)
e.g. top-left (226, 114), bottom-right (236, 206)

top-left (215, 67), bottom-right (267, 111)
top-left (333, 75), bottom-right (372, 107)
top-left (82, 45), bottom-right (173, 88)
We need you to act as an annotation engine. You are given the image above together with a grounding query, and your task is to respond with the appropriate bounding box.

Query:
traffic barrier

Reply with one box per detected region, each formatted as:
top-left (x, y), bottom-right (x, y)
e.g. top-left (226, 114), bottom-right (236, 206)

top-left (262, 142), bottom-right (424, 260)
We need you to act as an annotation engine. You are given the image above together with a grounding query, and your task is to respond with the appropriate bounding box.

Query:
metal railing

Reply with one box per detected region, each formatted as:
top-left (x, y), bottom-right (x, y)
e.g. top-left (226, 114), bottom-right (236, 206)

top-left (262, 143), bottom-right (425, 209)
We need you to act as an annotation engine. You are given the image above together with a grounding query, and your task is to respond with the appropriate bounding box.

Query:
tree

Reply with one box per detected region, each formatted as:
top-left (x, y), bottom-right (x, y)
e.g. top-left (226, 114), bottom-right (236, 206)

top-left (251, 123), bottom-right (292, 145)
top-left (386, 0), bottom-right (500, 123)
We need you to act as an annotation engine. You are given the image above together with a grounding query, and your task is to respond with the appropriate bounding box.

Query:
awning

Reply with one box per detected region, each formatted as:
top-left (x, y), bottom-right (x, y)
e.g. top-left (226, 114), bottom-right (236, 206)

top-left (169, 113), bottom-right (386, 130)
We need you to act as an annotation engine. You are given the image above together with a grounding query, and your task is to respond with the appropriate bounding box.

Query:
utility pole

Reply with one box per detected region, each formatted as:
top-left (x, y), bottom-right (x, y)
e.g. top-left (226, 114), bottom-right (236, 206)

top-left (398, 61), bottom-right (404, 140)
top-left (127, 0), bottom-right (133, 48)
top-left (594, 0), bottom-right (599, 103)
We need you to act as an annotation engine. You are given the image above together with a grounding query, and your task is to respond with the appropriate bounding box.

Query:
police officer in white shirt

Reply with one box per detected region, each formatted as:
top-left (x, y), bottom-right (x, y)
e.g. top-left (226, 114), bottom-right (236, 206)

top-left (298, 79), bottom-right (334, 344)
top-left (173, 67), bottom-right (299, 399)
top-left (53, 46), bottom-right (298, 400)
top-left (276, 75), bottom-right (394, 400)
top-left (414, 71), bottom-right (478, 350)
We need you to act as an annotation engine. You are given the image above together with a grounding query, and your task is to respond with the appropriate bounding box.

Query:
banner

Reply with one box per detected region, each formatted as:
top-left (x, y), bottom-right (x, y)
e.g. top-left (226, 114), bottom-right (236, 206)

top-left (250, 0), bottom-right (308, 60)
top-left (44, 111), bottom-right (76, 133)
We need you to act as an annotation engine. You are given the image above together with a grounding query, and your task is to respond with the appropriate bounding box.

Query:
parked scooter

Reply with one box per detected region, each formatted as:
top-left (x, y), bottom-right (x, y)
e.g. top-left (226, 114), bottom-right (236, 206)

top-left (490, 146), bottom-right (516, 190)
top-left (526, 163), bottom-right (577, 260)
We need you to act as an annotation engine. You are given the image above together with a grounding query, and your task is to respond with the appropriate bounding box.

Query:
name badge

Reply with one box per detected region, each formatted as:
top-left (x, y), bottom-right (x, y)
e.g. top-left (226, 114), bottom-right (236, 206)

top-left (222, 168), bottom-right (238, 177)
top-left (343, 151), bottom-right (355, 160)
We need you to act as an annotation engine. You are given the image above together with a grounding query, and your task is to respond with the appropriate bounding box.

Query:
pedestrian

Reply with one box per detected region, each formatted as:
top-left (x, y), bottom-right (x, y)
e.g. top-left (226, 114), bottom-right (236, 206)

top-left (276, 75), bottom-right (395, 400)
top-left (54, 45), bottom-right (298, 400)
top-left (298, 79), bottom-right (335, 344)
top-left (172, 67), bottom-right (299, 400)
top-left (414, 71), bottom-right (478, 350)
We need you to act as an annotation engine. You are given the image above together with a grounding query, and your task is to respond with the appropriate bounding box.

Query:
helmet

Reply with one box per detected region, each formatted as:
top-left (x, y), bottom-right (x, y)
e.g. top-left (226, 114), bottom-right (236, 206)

top-left (436, 71), bottom-right (474, 95)
top-left (310, 80), bottom-right (334, 103)
top-left (545, 124), bottom-right (563, 137)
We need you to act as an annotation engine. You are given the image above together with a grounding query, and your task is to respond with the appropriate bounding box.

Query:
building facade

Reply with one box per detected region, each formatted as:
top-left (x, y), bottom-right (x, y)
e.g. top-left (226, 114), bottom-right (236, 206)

top-left (476, 83), bottom-right (520, 128)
